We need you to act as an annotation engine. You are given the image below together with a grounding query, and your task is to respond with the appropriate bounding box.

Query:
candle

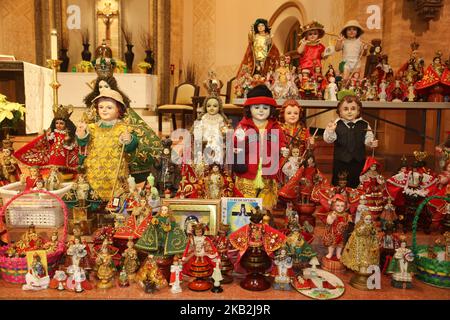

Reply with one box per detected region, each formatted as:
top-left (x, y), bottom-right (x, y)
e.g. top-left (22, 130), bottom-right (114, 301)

top-left (51, 29), bottom-right (58, 60)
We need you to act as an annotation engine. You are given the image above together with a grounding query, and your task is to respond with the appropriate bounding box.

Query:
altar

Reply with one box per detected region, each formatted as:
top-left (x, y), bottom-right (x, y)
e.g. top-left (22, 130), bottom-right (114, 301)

top-left (58, 72), bottom-right (158, 110)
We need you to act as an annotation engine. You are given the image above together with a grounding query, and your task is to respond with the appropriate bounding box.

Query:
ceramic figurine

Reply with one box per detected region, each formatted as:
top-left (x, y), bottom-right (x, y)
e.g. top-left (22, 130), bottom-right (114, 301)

top-left (52, 270), bottom-right (67, 291)
top-left (66, 236), bottom-right (91, 292)
top-left (380, 197), bottom-right (398, 231)
top-left (323, 94), bottom-right (378, 188)
top-left (122, 238), bottom-right (140, 280)
top-left (154, 136), bottom-right (181, 197)
top-left (271, 247), bottom-right (294, 291)
top-left (192, 95), bottom-right (230, 165)
top-left (354, 195), bottom-right (369, 224)
top-left (268, 56), bottom-right (298, 99)
top-left (297, 21), bottom-right (329, 75)
top-left (135, 205), bottom-right (186, 257)
top-left (118, 268), bottom-right (129, 287)
top-left (144, 173), bottom-right (161, 210)
top-left (114, 198), bottom-right (153, 240)
top-left (32, 178), bottom-right (46, 191)
top-left (299, 69), bottom-right (318, 99)
top-left (386, 78), bottom-right (407, 102)
top-left (169, 256), bottom-right (183, 294)
top-left (181, 223), bottom-right (219, 291)
top-left (14, 104), bottom-right (78, 174)
top-left (322, 195), bottom-right (352, 271)
top-left (285, 228), bottom-right (317, 271)
top-left (15, 224), bottom-right (45, 256)
top-left (282, 147), bottom-right (301, 180)
top-left (43, 230), bottom-right (59, 253)
top-left (211, 259), bottom-right (224, 293)
top-left (233, 85), bottom-right (286, 209)
top-left (387, 235), bottom-right (416, 289)
top-left (45, 166), bottom-right (62, 191)
top-left (22, 252), bottom-right (50, 291)
top-left (415, 51), bottom-right (450, 102)
top-left (378, 79), bottom-right (387, 102)
top-left (135, 254), bottom-right (168, 292)
top-left (229, 207), bottom-right (286, 291)
top-left (407, 82), bottom-right (416, 102)
top-left (95, 242), bottom-right (116, 289)
top-left (204, 163), bottom-right (224, 199)
top-left (341, 212), bottom-right (380, 290)
top-left (335, 20), bottom-right (368, 81)
top-left (326, 77), bottom-right (338, 101)
top-left (236, 18), bottom-right (280, 77)
top-left (76, 89), bottom-right (138, 201)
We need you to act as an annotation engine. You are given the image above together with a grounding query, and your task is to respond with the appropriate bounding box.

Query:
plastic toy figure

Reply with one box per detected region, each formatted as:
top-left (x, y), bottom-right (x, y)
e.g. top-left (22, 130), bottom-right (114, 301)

top-left (326, 77), bottom-right (338, 101)
top-left (335, 20), bottom-right (368, 81)
top-left (154, 136), bottom-right (181, 197)
top-left (236, 18), bottom-right (280, 77)
top-left (95, 240), bottom-right (117, 289)
top-left (297, 21), bottom-right (328, 74)
top-left (181, 223), bottom-right (219, 291)
top-left (204, 163), bottom-right (224, 199)
top-left (213, 224), bottom-right (235, 284)
top-left (14, 105), bottom-right (78, 174)
top-left (45, 166), bottom-right (62, 191)
top-left (122, 238), bottom-right (140, 280)
top-left (169, 256), bottom-right (183, 294)
top-left (380, 197), bottom-right (398, 231)
top-left (323, 94), bottom-right (378, 188)
top-left (76, 89), bottom-right (138, 201)
top-left (233, 85), bottom-right (286, 209)
top-left (66, 236), bottom-right (92, 292)
top-left (282, 146), bottom-right (301, 180)
top-left (211, 260), bottom-right (224, 293)
top-left (387, 235), bottom-right (416, 289)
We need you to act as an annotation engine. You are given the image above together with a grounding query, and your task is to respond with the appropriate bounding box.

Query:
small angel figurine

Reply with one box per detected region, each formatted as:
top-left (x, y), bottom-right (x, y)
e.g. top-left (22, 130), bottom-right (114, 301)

top-left (386, 236), bottom-right (416, 289)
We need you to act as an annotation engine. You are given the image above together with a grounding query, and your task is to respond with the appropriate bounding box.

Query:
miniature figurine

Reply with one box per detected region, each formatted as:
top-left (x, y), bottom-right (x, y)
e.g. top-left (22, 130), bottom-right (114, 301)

top-left (22, 252), bottom-right (50, 291)
top-left (144, 173), bottom-right (161, 210)
top-left (335, 20), bottom-right (368, 81)
top-left (386, 78), bottom-right (408, 102)
top-left (285, 228), bottom-right (317, 271)
top-left (114, 197), bottom-right (153, 240)
top-left (236, 18), bottom-right (280, 77)
top-left (204, 163), bottom-right (224, 199)
top-left (268, 56), bottom-right (298, 99)
top-left (76, 89), bottom-right (138, 201)
top-left (364, 39), bottom-right (382, 78)
top-left (43, 230), bottom-right (59, 253)
top-left (229, 207), bottom-right (286, 291)
top-left (66, 236), bottom-right (91, 293)
top-left (378, 79), bottom-right (387, 102)
top-left (380, 197), bottom-right (398, 231)
top-left (233, 85), bottom-right (286, 209)
top-left (415, 51), bottom-right (450, 102)
top-left (407, 82), bottom-right (416, 102)
top-left (213, 224), bottom-right (235, 284)
top-left (169, 256), bottom-right (183, 294)
top-left (135, 254), bottom-right (168, 292)
top-left (271, 247), bottom-right (294, 291)
top-left (15, 224), bottom-right (45, 256)
top-left (19, 166), bottom-right (42, 191)
top-left (326, 77), bottom-right (338, 101)
top-left (135, 205), bottom-right (186, 257)
top-left (211, 259), bottom-right (224, 293)
top-left (95, 242), bottom-right (116, 289)
top-left (387, 235), bottom-right (416, 289)
top-left (282, 147), bottom-right (302, 180)
top-left (354, 195), bottom-right (369, 224)
top-left (154, 136), bottom-right (181, 197)
top-left (322, 195), bottom-right (352, 264)
top-left (45, 166), bottom-right (62, 191)
top-left (118, 268), bottom-right (129, 287)
top-left (32, 178), bottom-right (46, 191)
top-left (181, 223), bottom-right (219, 291)
top-left (14, 104), bottom-right (78, 174)
top-left (0, 137), bottom-right (21, 183)
top-left (323, 94), bottom-right (378, 188)
top-left (52, 270), bottom-right (67, 291)
top-left (341, 212), bottom-right (380, 290)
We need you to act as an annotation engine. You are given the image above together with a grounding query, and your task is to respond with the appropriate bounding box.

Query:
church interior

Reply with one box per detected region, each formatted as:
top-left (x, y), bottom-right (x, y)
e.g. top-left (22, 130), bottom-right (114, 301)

top-left (0, 0), bottom-right (449, 302)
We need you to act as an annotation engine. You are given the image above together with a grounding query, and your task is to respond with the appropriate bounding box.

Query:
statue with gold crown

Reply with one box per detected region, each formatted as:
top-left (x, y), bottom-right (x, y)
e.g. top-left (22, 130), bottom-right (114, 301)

top-left (14, 104), bottom-right (78, 175)
top-left (82, 42), bottom-right (162, 183)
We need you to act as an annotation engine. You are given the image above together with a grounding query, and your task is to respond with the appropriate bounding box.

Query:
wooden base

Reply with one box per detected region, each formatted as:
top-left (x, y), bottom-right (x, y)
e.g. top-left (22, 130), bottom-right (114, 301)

top-left (322, 257), bottom-right (346, 274)
top-left (349, 271), bottom-right (371, 290)
top-left (188, 279), bottom-right (212, 291)
top-left (240, 273), bottom-right (271, 291)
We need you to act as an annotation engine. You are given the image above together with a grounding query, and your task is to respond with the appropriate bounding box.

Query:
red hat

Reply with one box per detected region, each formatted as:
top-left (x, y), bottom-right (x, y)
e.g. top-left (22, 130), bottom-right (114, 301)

top-left (243, 84), bottom-right (278, 108)
top-left (361, 156), bottom-right (382, 175)
top-left (331, 194), bottom-right (347, 203)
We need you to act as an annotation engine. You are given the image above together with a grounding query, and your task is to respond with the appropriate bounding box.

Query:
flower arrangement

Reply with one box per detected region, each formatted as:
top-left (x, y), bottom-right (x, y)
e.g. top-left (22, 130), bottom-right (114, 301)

top-left (115, 59), bottom-right (127, 73)
top-left (137, 61), bottom-right (152, 73)
top-left (0, 94), bottom-right (26, 128)
top-left (77, 60), bottom-right (94, 72)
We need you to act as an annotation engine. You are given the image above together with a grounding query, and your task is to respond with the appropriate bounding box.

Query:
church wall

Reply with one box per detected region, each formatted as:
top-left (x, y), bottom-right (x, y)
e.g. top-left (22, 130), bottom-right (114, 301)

top-left (0, 0), bottom-right (36, 64)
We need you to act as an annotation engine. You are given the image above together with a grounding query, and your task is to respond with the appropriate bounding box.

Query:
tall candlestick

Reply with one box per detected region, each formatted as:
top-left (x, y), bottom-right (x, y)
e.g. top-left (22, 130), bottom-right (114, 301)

top-left (51, 29), bottom-right (58, 60)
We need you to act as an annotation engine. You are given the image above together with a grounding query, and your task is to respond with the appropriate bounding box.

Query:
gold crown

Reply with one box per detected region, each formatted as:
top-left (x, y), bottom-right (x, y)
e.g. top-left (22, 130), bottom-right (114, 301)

top-left (413, 151), bottom-right (428, 162)
top-left (410, 41), bottom-right (419, 52)
top-left (300, 21), bottom-right (325, 37)
top-left (53, 104), bottom-right (73, 120)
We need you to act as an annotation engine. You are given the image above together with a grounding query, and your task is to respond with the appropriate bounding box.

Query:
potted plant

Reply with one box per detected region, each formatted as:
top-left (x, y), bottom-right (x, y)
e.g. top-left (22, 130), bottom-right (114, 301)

top-left (0, 94), bottom-right (26, 139)
top-left (137, 61), bottom-right (152, 74)
top-left (115, 60), bottom-right (127, 73)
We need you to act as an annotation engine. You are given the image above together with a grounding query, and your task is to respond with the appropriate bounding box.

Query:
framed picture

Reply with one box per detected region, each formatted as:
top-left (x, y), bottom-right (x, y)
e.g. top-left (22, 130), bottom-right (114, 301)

top-left (221, 197), bottom-right (263, 232)
top-left (161, 199), bottom-right (221, 236)
top-left (26, 250), bottom-right (49, 277)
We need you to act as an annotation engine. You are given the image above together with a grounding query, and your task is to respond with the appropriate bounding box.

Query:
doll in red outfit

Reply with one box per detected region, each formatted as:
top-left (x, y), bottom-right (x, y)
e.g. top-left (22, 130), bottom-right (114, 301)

top-left (297, 21), bottom-right (329, 75)
top-left (233, 85), bottom-right (286, 209)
